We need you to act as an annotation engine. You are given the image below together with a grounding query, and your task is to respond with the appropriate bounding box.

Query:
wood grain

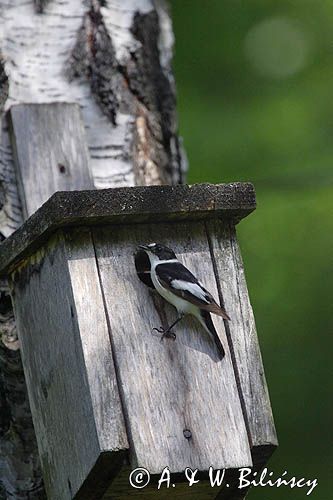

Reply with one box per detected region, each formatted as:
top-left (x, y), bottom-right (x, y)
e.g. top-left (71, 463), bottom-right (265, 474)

top-left (206, 220), bottom-right (278, 467)
top-left (9, 103), bottom-right (94, 218)
top-left (64, 228), bottom-right (128, 454)
top-left (9, 230), bottom-right (128, 500)
top-left (92, 221), bottom-right (252, 475)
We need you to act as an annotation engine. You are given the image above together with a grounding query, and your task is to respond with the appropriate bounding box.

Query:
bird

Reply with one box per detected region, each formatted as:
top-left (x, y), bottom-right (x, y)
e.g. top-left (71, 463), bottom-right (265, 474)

top-left (138, 243), bottom-right (230, 360)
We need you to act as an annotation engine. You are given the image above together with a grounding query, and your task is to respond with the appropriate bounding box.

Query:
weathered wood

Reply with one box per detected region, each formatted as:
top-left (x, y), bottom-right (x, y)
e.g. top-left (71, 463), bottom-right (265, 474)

top-left (9, 103), bottom-right (94, 218)
top-left (0, 3), bottom-right (185, 498)
top-left (0, 102), bottom-right (96, 498)
top-left (0, 183), bottom-right (278, 499)
top-left (64, 228), bottom-right (128, 453)
top-left (0, 183), bottom-right (256, 277)
top-left (206, 220), bottom-right (278, 468)
top-left (0, 102), bottom-right (96, 499)
top-left (92, 221), bottom-right (252, 476)
top-left (9, 229), bottom-right (128, 500)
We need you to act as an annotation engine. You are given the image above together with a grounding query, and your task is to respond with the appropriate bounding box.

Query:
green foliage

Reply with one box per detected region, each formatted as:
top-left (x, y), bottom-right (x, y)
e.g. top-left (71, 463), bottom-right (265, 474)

top-left (172, 1), bottom-right (333, 498)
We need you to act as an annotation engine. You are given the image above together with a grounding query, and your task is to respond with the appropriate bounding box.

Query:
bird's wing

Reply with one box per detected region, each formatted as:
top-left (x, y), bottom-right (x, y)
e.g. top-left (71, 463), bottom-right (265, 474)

top-left (155, 261), bottom-right (230, 320)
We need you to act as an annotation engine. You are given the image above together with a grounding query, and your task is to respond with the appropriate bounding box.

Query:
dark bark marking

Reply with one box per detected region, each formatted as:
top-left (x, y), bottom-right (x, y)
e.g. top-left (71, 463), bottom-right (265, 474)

top-left (0, 57), bottom-right (8, 113)
top-left (0, 56), bottom-right (9, 239)
top-left (67, 4), bottom-right (182, 184)
top-left (128, 11), bottom-right (180, 183)
top-left (67, 5), bottom-right (123, 126)
top-left (0, 292), bottom-right (45, 499)
top-left (34, 0), bottom-right (51, 15)
top-left (130, 11), bottom-right (176, 142)
top-left (0, 184), bottom-right (5, 214)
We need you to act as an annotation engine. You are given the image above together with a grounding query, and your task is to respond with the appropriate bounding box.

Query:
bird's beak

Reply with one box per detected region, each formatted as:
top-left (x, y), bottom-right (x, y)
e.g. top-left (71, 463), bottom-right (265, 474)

top-left (138, 244), bottom-right (150, 251)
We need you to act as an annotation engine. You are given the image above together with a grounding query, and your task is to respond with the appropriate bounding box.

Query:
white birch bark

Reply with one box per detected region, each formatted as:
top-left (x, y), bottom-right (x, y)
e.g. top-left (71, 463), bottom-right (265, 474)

top-left (0, 1), bottom-right (186, 497)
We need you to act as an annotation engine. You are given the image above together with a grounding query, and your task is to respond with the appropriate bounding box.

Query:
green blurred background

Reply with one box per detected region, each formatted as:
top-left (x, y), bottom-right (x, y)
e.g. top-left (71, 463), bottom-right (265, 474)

top-left (172, 1), bottom-right (332, 499)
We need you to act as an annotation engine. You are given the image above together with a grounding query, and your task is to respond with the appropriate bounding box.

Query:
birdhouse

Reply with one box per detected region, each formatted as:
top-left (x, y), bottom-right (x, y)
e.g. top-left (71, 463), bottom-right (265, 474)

top-left (0, 183), bottom-right (277, 500)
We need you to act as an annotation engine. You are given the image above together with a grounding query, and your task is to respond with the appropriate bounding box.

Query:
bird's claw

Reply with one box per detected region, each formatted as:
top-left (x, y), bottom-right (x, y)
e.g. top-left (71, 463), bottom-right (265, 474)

top-left (151, 326), bottom-right (176, 341)
top-left (162, 331), bottom-right (176, 341)
top-left (152, 326), bottom-right (165, 334)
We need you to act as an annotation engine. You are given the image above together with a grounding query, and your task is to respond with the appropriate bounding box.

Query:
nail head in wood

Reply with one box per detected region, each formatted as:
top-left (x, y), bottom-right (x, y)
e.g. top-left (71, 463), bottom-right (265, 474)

top-left (183, 429), bottom-right (192, 440)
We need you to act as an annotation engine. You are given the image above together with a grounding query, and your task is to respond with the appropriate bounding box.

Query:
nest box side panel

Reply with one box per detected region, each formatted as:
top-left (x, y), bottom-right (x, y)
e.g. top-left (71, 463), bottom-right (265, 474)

top-left (92, 221), bottom-right (252, 475)
top-left (207, 220), bottom-right (278, 467)
top-left (9, 231), bottom-right (127, 500)
top-left (63, 228), bottom-right (128, 454)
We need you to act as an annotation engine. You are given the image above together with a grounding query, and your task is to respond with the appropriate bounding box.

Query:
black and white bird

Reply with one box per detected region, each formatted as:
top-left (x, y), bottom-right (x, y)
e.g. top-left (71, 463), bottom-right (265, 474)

top-left (138, 243), bottom-right (230, 360)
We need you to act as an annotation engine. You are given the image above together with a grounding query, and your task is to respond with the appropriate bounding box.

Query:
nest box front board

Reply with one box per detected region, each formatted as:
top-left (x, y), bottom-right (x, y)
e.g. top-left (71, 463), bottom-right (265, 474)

top-left (0, 183), bottom-right (277, 499)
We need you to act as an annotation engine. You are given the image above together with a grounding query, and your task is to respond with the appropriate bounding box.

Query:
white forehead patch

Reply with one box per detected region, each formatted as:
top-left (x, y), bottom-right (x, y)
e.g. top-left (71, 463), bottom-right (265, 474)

top-left (148, 243), bottom-right (156, 247)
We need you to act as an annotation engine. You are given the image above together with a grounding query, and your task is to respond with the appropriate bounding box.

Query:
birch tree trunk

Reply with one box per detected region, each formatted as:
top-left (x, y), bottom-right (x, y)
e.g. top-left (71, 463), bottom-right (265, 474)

top-left (0, 1), bottom-right (186, 497)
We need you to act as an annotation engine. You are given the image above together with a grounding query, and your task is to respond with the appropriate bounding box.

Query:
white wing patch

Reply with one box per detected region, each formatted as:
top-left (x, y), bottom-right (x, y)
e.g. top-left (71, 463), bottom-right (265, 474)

top-left (171, 280), bottom-right (210, 303)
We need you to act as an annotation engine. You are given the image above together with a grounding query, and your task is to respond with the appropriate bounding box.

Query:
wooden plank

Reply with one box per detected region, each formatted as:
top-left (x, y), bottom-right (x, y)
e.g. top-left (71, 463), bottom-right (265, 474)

top-left (0, 183), bottom-right (256, 278)
top-left (9, 229), bottom-right (128, 500)
top-left (64, 228), bottom-right (128, 455)
top-left (8, 103), bottom-right (94, 218)
top-left (92, 221), bottom-right (252, 477)
top-left (206, 220), bottom-right (278, 469)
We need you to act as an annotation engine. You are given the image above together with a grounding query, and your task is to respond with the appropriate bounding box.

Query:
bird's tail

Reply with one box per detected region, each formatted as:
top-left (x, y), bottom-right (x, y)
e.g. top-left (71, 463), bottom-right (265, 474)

top-left (199, 310), bottom-right (225, 360)
top-left (207, 302), bottom-right (231, 320)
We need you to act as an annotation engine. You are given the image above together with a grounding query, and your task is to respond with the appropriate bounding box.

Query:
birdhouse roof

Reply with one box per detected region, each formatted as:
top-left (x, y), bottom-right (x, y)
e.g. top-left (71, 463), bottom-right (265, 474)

top-left (0, 182), bottom-right (255, 277)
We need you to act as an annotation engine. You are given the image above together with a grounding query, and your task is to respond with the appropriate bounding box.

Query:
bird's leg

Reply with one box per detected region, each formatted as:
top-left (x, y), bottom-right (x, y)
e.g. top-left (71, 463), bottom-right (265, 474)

top-left (152, 314), bottom-right (184, 341)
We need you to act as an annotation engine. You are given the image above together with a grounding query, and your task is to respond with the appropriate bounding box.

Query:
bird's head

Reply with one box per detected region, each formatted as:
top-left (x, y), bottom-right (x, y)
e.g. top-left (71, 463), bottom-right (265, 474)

top-left (138, 243), bottom-right (177, 262)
